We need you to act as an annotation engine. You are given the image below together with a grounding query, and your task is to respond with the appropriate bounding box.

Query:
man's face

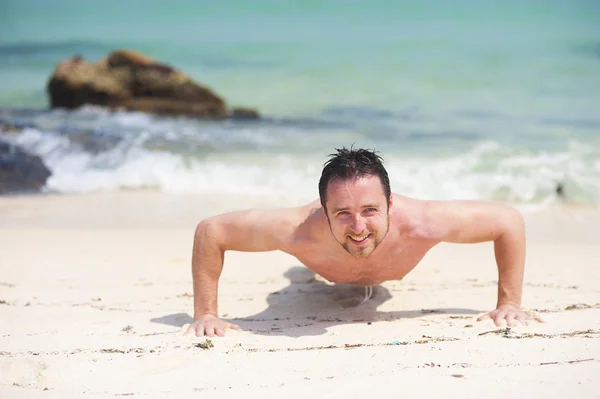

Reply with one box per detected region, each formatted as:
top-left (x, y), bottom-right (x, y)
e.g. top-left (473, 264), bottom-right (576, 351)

top-left (324, 175), bottom-right (391, 258)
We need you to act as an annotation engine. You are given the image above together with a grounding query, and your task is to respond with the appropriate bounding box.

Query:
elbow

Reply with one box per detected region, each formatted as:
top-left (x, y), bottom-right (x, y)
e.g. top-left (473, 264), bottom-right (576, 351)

top-left (509, 207), bottom-right (525, 230)
top-left (194, 218), bottom-right (224, 250)
top-left (194, 219), bottom-right (209, 240)
top-left (195, 218), bottom-right (212, 235)
top-left (499, 207), bottom-right (525, 240)
top-left (196, 216), bottom-right (221, 234)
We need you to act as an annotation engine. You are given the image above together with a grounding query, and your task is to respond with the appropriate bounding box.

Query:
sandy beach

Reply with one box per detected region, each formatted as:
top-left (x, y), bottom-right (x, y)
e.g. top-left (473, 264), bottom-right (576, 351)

top-left (3, 1), bottom-right (599, 397)
top-left (0, 192), bottom-right (599, 398)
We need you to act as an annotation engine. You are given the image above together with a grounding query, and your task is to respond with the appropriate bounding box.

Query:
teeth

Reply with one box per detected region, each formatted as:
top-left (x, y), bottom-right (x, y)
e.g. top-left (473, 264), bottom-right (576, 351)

top-left (350, 235), bottom-right (369, 242)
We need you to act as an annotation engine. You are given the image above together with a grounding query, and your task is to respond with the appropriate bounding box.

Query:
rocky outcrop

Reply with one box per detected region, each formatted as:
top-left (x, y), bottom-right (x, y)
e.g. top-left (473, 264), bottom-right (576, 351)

top-left (47, 50), bottom-right (259, 119)
top-left (0, 140), bottom-right (51, 194)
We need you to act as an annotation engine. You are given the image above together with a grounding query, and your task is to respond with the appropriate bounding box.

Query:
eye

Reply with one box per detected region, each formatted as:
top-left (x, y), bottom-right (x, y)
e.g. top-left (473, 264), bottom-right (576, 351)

top-left (363, 208), bottom-right (378, 215)
top-left (337, 211), bottom-right (351, 218)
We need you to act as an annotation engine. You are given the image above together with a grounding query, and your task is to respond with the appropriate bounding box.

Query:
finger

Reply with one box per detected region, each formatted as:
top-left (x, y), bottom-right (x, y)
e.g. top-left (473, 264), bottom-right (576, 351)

top-left (524, 310), bottom-right (545, 323)
top-left (506, 313), bottom-right (517, 327)
top-left (215, 327), bottom-right (225, 337)
top-left (515, 314), bottom-right (527, 326)
top-left (195, 324), bottom-right (206, 337)
top-left (477, 313), bottom-right (492, 322)
top-left (204, 324), bottom-right (215, 337)
top-left (533, 312), bottom-right (545, 323)
top-left (184, 323), bottom-right (203, 337)
top-left (494, 310), bottom-right (507, 327)
top-left (229, 323), bottom-right (242, 331)
top-left (183, 324), bottom-right (194, 336)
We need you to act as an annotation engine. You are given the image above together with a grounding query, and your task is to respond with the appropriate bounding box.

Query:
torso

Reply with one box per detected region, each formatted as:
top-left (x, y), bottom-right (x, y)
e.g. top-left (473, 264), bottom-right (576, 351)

top-left (284, 194), bottom-right (440, 285)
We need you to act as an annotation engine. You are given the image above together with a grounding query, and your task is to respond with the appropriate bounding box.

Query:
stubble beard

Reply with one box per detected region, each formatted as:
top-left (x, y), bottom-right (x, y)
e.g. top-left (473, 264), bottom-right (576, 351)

top-left (327, 215), bottom-right (390, 259)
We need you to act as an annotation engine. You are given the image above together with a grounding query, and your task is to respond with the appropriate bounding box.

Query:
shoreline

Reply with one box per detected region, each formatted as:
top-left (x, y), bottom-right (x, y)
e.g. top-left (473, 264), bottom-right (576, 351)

top-left (3, 105), bottom-right (600, 210)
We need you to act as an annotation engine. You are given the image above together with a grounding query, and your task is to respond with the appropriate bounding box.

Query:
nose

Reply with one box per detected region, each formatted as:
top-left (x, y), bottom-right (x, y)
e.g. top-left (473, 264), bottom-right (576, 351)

top-left (350, 215), bottom-right (366, 234)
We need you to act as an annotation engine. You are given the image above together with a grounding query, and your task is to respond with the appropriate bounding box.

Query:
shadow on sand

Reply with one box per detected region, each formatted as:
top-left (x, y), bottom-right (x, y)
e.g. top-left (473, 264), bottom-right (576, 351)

top-left (151, 266), bottom-right (483, 337)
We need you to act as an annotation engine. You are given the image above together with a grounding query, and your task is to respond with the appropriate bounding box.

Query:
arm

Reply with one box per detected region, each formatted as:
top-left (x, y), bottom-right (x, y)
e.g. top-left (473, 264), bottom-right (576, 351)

top-left (187, 207), bottom-right (300, 336)
top-left (426, 200), bottom-right (535, 326)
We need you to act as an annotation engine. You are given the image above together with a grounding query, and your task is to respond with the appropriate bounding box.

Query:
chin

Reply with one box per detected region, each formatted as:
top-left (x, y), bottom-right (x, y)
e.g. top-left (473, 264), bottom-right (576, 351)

top-left (345, 245), bottom-right (375, 258)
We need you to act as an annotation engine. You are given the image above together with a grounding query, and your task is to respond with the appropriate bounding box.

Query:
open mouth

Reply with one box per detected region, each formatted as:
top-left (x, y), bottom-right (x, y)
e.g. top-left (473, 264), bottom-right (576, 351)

top-left (348, 234), bottom-right (371, 244)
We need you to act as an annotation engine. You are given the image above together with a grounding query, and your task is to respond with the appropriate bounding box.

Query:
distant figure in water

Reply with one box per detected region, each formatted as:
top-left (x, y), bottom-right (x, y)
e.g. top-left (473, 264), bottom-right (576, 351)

top-left (185, 147), bottom-right (541, 337)
top-left (555, 182), bottom-right (565, 199)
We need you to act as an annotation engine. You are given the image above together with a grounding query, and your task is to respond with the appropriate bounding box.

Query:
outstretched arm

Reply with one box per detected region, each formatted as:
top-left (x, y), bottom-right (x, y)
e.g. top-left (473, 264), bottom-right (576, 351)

top-left (186, 207), bottom-right (299, 337)
top-left (427, 200), bottom-right (538, 326)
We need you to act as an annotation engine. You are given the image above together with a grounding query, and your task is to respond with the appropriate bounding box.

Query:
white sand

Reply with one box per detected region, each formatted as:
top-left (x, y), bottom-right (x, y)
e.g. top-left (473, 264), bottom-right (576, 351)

top-left (1, 192), bottom-right (599, 398)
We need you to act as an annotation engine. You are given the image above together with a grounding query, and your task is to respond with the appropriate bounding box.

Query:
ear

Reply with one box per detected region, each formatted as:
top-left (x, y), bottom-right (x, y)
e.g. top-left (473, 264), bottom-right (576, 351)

top-left (388, 195), bottom-right (393, 212)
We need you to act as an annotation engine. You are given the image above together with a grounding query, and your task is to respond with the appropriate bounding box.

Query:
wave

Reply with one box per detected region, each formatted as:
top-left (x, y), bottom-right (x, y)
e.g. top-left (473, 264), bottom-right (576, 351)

top-left (3, 121), bottom-right (598, 210)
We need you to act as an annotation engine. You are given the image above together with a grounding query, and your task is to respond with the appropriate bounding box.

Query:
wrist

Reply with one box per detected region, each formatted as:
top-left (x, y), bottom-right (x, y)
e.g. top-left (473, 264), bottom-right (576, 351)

top-left (496, 301), bottom-right (521, 309)
top-left (194, 310), bottom-right (218, 320)
top-left (497, 288), bottom-right (522, 309)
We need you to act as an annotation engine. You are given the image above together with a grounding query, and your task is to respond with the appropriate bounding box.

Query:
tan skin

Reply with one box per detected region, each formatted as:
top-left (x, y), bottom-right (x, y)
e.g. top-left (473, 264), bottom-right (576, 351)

top-left (185, 175), bottom-right (540, 337)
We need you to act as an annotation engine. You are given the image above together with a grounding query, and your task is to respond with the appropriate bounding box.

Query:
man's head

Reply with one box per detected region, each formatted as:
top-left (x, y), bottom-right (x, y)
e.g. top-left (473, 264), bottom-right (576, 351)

top-left (318, 147), bottom-right (392, 258)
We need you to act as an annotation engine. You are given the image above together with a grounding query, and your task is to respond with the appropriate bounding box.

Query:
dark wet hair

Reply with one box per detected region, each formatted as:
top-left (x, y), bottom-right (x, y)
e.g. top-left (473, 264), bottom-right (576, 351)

top-left (318, 146), bottom-right (391, 211)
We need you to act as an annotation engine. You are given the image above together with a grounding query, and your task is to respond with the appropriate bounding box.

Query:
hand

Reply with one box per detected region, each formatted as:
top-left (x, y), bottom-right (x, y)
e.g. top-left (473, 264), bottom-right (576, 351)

top-left (477, 304), bottom-right (544, 327)
top-left (184, 314), bottom-right (242, 337)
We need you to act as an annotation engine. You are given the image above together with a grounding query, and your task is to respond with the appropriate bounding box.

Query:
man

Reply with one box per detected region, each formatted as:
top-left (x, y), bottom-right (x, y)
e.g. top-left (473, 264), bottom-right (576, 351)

top-left (186, 147), bottom-right (536, 337)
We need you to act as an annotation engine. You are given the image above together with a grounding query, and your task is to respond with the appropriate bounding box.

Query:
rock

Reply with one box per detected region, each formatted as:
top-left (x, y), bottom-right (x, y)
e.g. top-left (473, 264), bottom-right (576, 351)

top-left (0, 121), bottom-right (35, 133)
top-left (0, 141), bottom-right (51, 194)
top-left (113, 97), bottom-right (226, 118)
top-left (47, 50), bottom-right (259, 119)
top-left (229, 107), bottom-right (261, 120)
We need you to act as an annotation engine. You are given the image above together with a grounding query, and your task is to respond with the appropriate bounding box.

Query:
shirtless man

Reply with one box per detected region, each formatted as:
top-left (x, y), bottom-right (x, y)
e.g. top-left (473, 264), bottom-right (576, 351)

top-left (186, 147), bottom-right (534, 337)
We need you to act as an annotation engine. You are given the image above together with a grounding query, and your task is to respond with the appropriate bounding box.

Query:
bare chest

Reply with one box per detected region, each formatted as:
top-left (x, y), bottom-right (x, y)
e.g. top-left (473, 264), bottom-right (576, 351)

top-left (291, 238), bottom-right (434, 285)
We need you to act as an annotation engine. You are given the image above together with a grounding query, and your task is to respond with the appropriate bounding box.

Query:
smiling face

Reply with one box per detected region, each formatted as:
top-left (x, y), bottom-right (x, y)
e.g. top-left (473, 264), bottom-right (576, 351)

top-left (324, 175), bottom-right (392, 258)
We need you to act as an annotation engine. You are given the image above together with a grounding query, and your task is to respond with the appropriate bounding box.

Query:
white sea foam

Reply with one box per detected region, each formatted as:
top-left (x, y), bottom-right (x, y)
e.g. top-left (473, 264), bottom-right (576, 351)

top-left (3, 127), bottom-right (599, 210)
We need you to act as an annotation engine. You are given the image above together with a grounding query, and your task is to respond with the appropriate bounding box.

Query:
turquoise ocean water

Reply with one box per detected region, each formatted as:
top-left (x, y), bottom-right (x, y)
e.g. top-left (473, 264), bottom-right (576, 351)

top-left (1, 0), bottom-right (599, 208)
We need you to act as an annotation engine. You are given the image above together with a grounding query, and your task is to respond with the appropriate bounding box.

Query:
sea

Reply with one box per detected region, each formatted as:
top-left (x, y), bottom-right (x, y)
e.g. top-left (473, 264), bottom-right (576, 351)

top-left (1, 0), bottom-right (599, 210)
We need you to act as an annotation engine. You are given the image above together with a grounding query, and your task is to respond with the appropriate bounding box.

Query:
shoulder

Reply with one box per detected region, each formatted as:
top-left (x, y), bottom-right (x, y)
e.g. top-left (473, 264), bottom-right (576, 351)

top-left (287, 200), bottom-right (328, 241)
top-left (389, 194), bottom-right (449, 241)
top-left (201, 200), bottom-right (323, 251)
top-left (395, 197), bottom-right (524, 243)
